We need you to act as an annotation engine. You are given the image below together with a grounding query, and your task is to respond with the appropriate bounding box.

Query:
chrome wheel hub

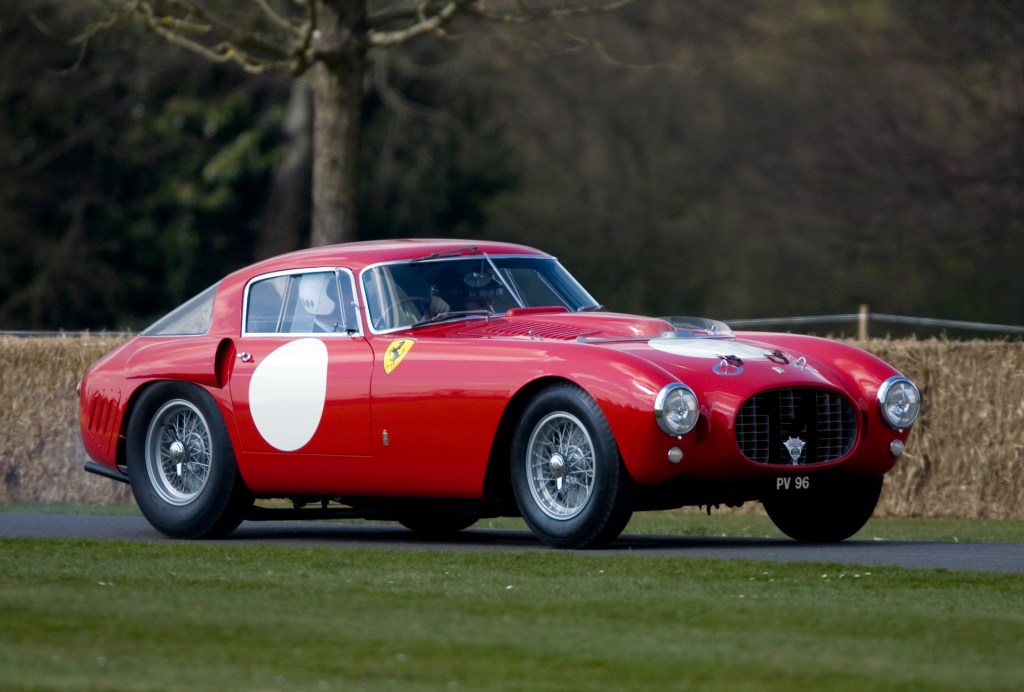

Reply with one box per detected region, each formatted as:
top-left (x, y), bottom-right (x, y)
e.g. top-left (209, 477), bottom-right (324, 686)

top-left (144, 399), bottom-right (212, 506)
top-left (168, 440), bottom-right (186, 464)
top-left (526, 412), bottom-right (596, 520)
top-left (547, 453), bottom-right (566, 478)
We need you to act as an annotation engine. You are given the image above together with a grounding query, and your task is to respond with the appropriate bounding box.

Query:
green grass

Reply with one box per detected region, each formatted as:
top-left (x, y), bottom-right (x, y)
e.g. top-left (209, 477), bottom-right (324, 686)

top-left (1, 537), bottom-right (1022, 691)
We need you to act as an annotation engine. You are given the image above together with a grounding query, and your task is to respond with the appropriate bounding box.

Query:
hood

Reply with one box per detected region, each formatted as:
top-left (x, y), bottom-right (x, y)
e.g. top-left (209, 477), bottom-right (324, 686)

top-left (453, 309), bottom-right (675, 341)
top-left (612, 333), bottom-right (834, 384)
top-left (453, 310), bottom-right (841, 388)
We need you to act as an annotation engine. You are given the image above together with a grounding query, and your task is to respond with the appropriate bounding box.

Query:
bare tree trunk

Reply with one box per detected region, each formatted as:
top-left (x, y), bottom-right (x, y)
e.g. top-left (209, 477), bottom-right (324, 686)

top-left (310, 0), bottom-right (367, 247)
top-left (255, 80), bottom-right (312, 259)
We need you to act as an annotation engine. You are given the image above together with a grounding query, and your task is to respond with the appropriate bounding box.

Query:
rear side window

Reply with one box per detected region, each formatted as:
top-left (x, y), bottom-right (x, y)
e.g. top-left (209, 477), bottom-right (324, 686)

top-left (141, 283), bottom-right (219, 336)
top-left (244, 270), bottom-right (360, 335)
top-left (245, 276), bottom-right (288, 333)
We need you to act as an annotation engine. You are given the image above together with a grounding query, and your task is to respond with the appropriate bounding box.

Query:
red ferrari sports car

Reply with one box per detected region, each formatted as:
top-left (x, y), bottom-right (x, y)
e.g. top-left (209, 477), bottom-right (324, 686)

top-left (80, 239), bottom-right (921, 548)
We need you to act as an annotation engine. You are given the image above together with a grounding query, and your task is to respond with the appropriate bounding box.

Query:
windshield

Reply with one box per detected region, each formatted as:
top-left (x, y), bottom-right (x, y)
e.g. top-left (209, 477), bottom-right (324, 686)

top-left (361, 256), bottom-right (599, 331)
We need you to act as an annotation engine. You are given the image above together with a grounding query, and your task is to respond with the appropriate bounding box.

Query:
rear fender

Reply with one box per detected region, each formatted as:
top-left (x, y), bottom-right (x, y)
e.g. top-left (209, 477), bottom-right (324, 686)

top-left (114, 338), bottom-right (238, 467)
top-left (124, 338), bottom-right (235, 389)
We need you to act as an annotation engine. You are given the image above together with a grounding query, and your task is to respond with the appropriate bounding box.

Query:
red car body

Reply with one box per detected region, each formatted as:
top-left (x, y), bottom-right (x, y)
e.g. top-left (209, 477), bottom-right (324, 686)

top-left (80, 239), bottom-right (920, 548)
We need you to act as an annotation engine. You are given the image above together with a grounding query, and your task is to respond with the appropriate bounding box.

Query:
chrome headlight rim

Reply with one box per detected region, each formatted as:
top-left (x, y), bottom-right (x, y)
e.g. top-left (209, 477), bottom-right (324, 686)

top-left (655, 383), bottom-right (700, 437)
top-left (877, 376), bottom-right (921, 430)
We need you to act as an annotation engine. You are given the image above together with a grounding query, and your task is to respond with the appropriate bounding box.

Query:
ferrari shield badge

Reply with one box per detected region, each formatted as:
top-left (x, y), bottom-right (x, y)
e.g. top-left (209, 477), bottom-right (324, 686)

top-left (383, 339), bottom-right (414, 374)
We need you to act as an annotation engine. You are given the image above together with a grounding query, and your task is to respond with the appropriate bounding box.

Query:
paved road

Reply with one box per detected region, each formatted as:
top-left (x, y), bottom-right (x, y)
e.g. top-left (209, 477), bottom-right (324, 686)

top-left (2, 512), bottom-right (1022, 573)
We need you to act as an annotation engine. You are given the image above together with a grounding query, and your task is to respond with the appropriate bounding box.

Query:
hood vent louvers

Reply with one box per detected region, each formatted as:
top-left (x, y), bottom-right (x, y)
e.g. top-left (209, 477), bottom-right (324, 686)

top-left (461, 321), bottom-right (600, 341)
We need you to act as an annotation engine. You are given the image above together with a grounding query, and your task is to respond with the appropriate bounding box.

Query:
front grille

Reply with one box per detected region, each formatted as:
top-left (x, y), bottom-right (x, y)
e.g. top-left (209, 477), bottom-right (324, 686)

top-left (735, 388), bottom-right (857, 465)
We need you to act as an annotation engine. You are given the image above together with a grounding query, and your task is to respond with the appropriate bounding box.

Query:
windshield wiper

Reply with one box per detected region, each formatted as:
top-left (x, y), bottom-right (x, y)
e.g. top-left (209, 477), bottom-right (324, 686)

top-left (410, 245), bottom-right (479, 263)
top-left (411, 309), bottom-right (493, 327)
top-left (576, 304), bottom-right (606, 312)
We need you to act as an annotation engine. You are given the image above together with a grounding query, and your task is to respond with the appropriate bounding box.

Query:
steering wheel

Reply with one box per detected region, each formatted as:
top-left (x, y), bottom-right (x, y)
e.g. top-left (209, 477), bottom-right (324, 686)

top-left (375, 296), bottom-right (432, 330)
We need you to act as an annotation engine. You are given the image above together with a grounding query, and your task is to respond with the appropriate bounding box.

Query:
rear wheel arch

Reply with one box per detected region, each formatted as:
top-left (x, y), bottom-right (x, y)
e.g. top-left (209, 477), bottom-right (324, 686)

top-left (115, 381), bottom-right (163, 471)
top-left (125, 380), bottom-right (252, 538)
top-left (118, 379), bottom-right (243, 475)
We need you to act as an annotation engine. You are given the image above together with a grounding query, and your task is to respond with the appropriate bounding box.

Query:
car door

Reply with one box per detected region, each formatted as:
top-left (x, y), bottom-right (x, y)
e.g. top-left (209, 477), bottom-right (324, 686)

top-left (228, 268), bottom-right (373, 459)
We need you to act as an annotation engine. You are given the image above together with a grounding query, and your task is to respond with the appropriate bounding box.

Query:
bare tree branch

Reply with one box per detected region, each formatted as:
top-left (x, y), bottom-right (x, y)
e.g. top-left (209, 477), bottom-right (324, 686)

top-left (254, 0), bottom-right (295, 32)
top-left (292, 0), bottom-right (318, 75)
top-left (99, 1), bottom-right (638, 75)
top-left (367, 0), bottom-right (476, 48)
top-left (33, 10), bottom-right (122, 76)
top-left (365, 1), bottom-right (637, 47)
top-left (111, 0), bottom-right (295, 73)
top-left (371, 53), bottom-right (457, 125)
top-left (470, 0), bottom-right (635, 23)
top-left (367, 0), bottom-right (460, 29)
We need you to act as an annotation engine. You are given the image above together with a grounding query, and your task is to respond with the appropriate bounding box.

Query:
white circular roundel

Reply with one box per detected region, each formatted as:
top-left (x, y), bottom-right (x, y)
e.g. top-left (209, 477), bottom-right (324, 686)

top-left (648, 338), bottom-right (771, 361)
top-left (248, 338), bottom-right (328, 451)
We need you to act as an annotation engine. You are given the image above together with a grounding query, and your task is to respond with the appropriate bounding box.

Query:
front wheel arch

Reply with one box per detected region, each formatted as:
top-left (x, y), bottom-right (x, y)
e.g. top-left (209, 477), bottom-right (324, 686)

top-left (509, 382), bottom-right (634, 549)
top-left (484, 377), bottom-right (575, 511)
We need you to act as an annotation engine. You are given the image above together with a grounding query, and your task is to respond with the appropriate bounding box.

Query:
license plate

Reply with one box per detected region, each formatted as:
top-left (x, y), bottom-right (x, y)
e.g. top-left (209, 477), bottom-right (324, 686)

top-left (774, 475), bottom-right (811, 491)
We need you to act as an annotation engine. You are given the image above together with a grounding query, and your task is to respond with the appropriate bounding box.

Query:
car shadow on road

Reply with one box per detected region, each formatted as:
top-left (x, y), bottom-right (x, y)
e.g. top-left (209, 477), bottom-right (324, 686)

top-left (222, 521), bottom-right (808, 553)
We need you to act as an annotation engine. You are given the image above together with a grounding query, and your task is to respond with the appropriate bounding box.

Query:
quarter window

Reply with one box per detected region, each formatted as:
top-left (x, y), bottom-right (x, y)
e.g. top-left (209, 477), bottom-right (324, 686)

top-left (142, 283), bottom-right (219, 336)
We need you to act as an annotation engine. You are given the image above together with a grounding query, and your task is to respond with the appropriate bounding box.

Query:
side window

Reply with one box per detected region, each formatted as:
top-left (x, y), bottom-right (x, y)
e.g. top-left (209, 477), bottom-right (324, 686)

top-left (362, 265), bottom-right (434, 331)
top-left (245, 270), bottom-right (360, 335)
top-left (282, 272), bottom-right (343, 333)
top-left (245, 277), bottom-right (287, 333)
top-left (362, 266), bottom-right (393, 331)
top-left (337, 272), bottom-right (359, 333)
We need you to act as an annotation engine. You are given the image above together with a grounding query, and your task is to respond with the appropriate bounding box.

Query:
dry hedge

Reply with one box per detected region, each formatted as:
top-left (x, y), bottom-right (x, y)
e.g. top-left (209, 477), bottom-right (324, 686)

top-left (2, 336), bottom-right (1022, 518)
top-left (1, 335), bottom-right (133, 505)
top-left (862, 340), bottom-right (1024, 519)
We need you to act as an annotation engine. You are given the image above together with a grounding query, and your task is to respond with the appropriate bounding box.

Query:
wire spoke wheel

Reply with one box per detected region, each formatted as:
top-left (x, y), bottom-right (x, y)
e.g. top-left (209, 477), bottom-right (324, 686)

top-left (511, 383), bottom-right (634, 549)
top-left (128, 382), bottom-right (251, 539)
top-left (526, 412), bottom-right (596, 520)
top-left (144, 399), bottom-right (213, 506)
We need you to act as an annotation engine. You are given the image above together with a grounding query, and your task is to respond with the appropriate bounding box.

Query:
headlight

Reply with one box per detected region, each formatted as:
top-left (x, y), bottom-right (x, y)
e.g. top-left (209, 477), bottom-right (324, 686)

top-left (877, 376), bottom-right (921, 430)
top-left (655, 383), bottom-right (700, 437)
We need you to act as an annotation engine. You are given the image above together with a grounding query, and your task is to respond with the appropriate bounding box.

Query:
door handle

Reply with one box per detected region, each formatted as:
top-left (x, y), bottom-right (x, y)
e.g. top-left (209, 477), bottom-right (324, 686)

top-left (237, 352), bottom-right (253, 363)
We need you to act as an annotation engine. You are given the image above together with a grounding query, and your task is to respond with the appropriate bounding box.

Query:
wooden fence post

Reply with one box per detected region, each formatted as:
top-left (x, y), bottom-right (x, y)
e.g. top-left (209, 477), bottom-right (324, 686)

top-left (858, 304), bottom-right (869, 340)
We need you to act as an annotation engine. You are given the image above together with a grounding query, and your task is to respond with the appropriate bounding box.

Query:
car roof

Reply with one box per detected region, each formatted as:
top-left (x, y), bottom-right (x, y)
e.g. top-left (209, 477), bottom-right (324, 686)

top-left (227, 238), bottom-right (550, 282)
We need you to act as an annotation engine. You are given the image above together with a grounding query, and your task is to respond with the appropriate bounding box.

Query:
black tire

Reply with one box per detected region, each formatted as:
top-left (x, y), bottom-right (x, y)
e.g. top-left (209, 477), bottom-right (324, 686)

top-left (510, 383), bottom-right (633, 549)
top-left (398, 514), bottom-right (478, 537)
top-left (126, 382), bottom-right (252, 539)
top-left (763, 474), bottom-right (883, 543)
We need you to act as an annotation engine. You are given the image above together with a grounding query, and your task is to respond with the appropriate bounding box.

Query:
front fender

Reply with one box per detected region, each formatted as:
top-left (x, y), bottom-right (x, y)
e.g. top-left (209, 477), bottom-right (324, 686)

top-left (516, 342), bottom-right (688, 486)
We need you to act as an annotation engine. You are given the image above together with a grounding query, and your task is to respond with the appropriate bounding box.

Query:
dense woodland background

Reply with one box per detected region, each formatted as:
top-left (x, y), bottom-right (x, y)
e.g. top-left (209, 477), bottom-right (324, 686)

top-left (1, 1), bottom-right (1021, 331)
